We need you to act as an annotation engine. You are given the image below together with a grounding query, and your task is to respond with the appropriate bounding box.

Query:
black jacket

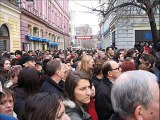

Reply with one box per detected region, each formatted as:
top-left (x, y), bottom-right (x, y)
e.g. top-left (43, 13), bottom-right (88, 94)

top-left (108, 113), bottom-right (123, 120)
top-left (92, 75), bottom-right (102, 90)
top-left (95, 76), bottom-right (114, 120)
top-left (39, 76), bottom-right (64, 97)
top-left (11, 85), bottom-right (26, 118)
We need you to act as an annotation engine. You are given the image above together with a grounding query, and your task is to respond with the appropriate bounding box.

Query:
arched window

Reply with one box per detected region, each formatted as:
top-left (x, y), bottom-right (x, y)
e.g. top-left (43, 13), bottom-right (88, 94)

top-left (0, 24), bottom-right (10, 51)
top-left (0, 24), bottom-right (9, 37)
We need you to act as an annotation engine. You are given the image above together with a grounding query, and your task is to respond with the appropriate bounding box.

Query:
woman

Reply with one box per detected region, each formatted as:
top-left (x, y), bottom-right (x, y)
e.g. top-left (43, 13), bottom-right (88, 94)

top-left (0, 58), bottom-right (11, 71)
top-left (21, 92), bottom-right (70, 120)
top-left (79, 55), bottom-right (95, 78)
top-left (64, 71), bottom-right (92, 120)
top-left (11, 67), bottom-right (40, 118)
top-left (4, 65), bottom-right (22, 88)
top-left (92, 59), bottom-right (105, 90)
top-left (0, 88), bottom-right (17, 119)
top-left (0, 58), bottom-right (11, 84)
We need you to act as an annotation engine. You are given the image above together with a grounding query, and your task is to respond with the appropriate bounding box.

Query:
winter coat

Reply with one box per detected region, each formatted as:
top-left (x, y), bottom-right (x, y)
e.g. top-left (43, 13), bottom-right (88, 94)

top-left (92, 75), bottom-right (102, 90)
top-left (95, 76), bottom-right (114, 120)
top-left (10, 84), bottom-right (26, 118)
top-left (39, 76), bottom-right (64, 97)
top-left (63, 100), bottom-right (92, 120)
top-left (108, 113), bottom-right (123, 120)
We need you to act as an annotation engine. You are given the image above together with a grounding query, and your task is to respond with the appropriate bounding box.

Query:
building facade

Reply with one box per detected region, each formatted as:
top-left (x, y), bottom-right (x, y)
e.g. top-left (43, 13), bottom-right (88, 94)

top-left (99, 0), bottom-right (160, 49)
top-left (0, 0), bottom-right (21, 52)
top-left (75, 24), bottom-right (99, 49)
top-left (20, 0), bottom-right (70, 51)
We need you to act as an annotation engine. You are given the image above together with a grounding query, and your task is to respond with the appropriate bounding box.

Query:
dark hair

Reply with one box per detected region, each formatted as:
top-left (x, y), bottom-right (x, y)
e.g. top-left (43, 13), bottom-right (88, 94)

top-left (18, 67), bottom-right (40, 96)
top-left (65, 71), bottom-right (92, 103)
top-left (115, 52), bottom-right (122, 62)
top-left (15, 50), bottom-right (22, 56)
top-left (0, 58), bottom-right (10, 68)
top-left (20, 54), bottom-right (34, 66)
top-left (46, 59), bottom-right (61, 77)
top-left (22, 92), bottom-right (60, 120)
top-left (140, 54), bottom-right (155, 68)
top-left (102, 61), bottom-right (112, 76)
top-left (3, 52), bottom-right (10, 59)
top-left (106, 47), bottom-right (112, 52)
top-left (126, 48), bottom-right (135, 57)
top-left (1, 88), bottom-right (15, 102)
top-left (93, 60), bottom-right (105, 75)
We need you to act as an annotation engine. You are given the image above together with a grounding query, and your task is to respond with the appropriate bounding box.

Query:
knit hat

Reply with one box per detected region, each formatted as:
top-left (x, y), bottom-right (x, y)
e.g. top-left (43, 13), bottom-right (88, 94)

top-left (20, 55), bottom-right (34, 65)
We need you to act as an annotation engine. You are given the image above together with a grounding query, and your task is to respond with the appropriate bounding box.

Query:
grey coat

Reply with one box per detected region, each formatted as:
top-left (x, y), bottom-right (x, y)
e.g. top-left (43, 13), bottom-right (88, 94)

top-left (63, 100), bottom-right (92, 120)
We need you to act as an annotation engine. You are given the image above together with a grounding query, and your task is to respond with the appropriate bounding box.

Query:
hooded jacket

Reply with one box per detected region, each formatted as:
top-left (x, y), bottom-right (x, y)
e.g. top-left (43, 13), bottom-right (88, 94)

top-left (63, 100), bottom-right (92, 120)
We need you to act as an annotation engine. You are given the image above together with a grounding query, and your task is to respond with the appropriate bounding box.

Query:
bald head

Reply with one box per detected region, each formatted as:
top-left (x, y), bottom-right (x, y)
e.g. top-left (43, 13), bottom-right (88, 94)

top-left (102, 60), bottom-right (121, 81)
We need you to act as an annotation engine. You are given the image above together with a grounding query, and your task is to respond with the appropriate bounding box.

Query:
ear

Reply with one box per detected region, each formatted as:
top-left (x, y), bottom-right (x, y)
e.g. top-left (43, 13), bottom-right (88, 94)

top-left (147, 63), bottom-right (151, 68)
top-left (23, 63), bottom-right (27, 67)
top-left (134, 105), bottom-right (143, 120)
top-left (108, 71), bottom-right (112, 77)
top-left (55, 69), bottom-right (60, 76)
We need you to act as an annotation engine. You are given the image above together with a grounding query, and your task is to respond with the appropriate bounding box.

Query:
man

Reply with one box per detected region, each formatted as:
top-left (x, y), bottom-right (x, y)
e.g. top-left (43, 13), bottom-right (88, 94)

top-left (110, 70), bottom-right (159, 120)
top-left (40, 59), bottom-right (65, 97)
top-left (98, 51), bottom-right (107, 60)
top-left (106, 47), bottom-right (114, 59)
top-left (115, 52), bottom-right (124, 65)
top-left (14, 50), bottom-right (22, 65)
top-left (95, 60), bottom-right (122, 120)
top-left (20, 54), bottom-right (35, 67)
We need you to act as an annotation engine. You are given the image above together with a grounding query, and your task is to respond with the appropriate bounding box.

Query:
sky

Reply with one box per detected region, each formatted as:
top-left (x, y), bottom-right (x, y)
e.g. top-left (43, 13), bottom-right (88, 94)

top-left (69, 0), bottom-right (100, 34)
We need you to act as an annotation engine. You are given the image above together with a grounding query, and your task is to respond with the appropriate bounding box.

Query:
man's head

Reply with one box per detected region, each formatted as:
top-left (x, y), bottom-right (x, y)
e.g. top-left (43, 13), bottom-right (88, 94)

top-left (106, 47), bottom-right (113, 54)
top-left (20, 54), bottom-right (35, 67)
top-left (111, 70), bottom-right (159, 120)
top-left (15, 50), bottom-right (22, 57)
top-left (46, 59), bottom-right (65, 80)
top-left (102, 60), bottom-right (121, 81)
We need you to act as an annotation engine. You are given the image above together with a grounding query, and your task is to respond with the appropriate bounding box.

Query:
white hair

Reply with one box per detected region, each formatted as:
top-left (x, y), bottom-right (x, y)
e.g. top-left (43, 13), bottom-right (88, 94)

top-left (111, 70), bottom-right (158, 118)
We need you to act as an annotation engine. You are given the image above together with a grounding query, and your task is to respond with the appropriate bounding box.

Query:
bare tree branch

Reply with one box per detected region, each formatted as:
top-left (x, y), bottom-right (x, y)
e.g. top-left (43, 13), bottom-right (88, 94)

top-left (104, 2), bottom-right (147, 16)
top-left (152, 0), bottom-right (160, 7)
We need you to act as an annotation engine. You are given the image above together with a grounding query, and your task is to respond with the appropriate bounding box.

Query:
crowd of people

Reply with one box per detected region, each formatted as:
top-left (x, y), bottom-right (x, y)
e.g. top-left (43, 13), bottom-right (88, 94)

top-left (0, 42), bottom-right (159, 120)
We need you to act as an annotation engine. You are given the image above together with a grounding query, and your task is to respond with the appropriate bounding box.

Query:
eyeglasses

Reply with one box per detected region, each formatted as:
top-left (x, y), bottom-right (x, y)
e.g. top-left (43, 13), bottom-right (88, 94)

top-left (111, 67), bottom-right (120, 71)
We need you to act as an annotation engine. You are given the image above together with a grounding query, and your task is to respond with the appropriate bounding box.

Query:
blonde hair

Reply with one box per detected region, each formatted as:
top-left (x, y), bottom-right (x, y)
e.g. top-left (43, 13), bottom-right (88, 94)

top-left (80, 55), bottom-right (93, 73)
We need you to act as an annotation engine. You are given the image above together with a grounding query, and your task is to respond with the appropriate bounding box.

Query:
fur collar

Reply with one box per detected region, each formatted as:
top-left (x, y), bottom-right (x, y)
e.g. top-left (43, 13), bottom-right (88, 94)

top-left (63, 99), bottom-right (76, 108)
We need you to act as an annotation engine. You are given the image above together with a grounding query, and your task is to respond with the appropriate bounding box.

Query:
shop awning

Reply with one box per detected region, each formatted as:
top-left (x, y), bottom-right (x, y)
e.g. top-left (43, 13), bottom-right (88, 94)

top-left (42, 38), bottom-right (48, 42)
top-left (27, 35), bottom-right (48, 42)
top-left (48, 40), bottom-right (59, 46)
top-left (26, 35), bottom-right (59, 45)
top-left (27, 35), bottom-right (41, 41)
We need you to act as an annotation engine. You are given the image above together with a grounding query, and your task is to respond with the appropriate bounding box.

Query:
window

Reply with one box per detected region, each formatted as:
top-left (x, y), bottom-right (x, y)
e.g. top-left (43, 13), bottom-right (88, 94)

top-left (112, 31), bottom-right (115, 45)
top-left (28, 25), bottom-right (32, 35)
top-left (33, 27), bottom-right (38, 36)
top-left (0, 25), bottom-right (9, 36)
top-left (0, 24), bottom-right (10, 51)
top-left (135, 30), bottom-right (160, 42)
